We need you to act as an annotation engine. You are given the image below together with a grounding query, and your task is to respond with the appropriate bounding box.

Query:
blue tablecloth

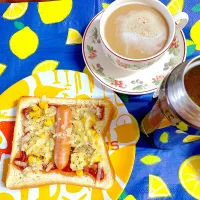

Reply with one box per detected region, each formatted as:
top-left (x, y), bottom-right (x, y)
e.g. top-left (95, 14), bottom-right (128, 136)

top-left (0, 0), bottom-right (200, 199)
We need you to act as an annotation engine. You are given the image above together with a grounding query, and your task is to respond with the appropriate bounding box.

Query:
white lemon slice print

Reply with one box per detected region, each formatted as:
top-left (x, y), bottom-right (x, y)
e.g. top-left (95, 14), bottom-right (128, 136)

top-left (179, 155), bottom-right (200, 199)
top-left (32, 60), bottom-right (59, 75)
top-left (3, 3), bottom-right (28, 20)
top-left (66, 28), bottom-right (82, 44)
top-left (0, 64), bottom-right (6, 76)
top-left (167, 0), bottom-right (184, 15)
top-left (149, 174), bottom-right (171, 198)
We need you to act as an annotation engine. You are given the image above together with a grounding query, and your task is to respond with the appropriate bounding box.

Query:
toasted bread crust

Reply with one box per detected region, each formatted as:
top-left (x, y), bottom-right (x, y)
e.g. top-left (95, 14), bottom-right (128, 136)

top-left (6, 96), bottom-right (115, 190)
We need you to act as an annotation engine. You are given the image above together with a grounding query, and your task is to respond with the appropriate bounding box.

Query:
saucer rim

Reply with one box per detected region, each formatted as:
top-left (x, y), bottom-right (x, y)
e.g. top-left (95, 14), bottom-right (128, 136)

top-left (82, 10), bottom-right (186, 95)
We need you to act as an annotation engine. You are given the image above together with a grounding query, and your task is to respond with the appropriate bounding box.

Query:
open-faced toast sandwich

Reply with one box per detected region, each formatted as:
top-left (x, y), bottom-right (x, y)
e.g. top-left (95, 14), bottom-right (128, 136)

top-left (6, 96), bottom-right (115, 189)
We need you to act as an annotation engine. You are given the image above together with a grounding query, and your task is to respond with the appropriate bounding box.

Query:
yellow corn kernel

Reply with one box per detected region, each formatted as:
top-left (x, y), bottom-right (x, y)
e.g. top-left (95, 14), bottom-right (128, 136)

top-left (29, 110), bottom-right (41, 119)
top-left (40, 133), bottom-right (48, 139)
top-left (88, 129), bottom-right (96, 135)
top-left (95, 143), bottom-right (99, 149)
top-left (51, 116), bottom-right (55, 122)
top-left (44, 120), bottom-right (53, 126)
top-left (34, 153), bottom-right (40, 157)
top-left (39, 102), bottom-right (48, 110)
top-left (36, 157), bottom-right (42, 166)
top-left (28, 156), bottom-right (36, 164)
top-left (76, 170), bottom-right (83, 176)
top-left (81, 118), bottom-right (86, 123)
top-left (44, 157), bottom-right (51, 163)
top-left (95, 155), bottom-right (101, 162)
top-left (94, 134), bottom-right (99, 140)
top-left (29, 112), bottom-right (35, 118)
top-left (33, 117), bottom-right (38, 121)
top-left (32, 105), bottom-right (40, 111)
top-left (44, 154), bottom-right (52, 163)
top-left (88, 113), bottom-right (97, 122)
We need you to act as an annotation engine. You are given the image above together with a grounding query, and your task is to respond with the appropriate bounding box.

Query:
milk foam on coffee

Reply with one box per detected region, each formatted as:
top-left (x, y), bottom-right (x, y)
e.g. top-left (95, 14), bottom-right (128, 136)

top-left (115, 10), bottom-right (168, 57)
top-left (104, 4), bottom-right (169, 59)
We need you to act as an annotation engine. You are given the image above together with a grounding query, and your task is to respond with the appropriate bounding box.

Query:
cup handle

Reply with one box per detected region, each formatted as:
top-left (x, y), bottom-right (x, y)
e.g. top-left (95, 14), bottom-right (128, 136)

top-left (174, 12), bottom-right (189, 33)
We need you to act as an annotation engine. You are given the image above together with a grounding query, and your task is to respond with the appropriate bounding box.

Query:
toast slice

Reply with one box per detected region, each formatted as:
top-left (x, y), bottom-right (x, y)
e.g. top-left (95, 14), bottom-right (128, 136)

top-left (6, 96), bottom-right (115, 190)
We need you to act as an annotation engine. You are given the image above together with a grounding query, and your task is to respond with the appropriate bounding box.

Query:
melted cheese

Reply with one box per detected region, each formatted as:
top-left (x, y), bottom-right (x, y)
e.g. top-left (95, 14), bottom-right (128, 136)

top-left (21, 103), bottom-right (56, 172)
top-left (67, 108), bottom-right (101, 171)
top-left (20, 103), bottom-right (102, 173)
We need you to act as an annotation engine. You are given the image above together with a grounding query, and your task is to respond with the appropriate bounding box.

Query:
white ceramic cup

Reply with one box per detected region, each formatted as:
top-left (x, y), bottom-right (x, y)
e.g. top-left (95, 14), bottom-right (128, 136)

top-left (100, 0), bottom-right (189, 72)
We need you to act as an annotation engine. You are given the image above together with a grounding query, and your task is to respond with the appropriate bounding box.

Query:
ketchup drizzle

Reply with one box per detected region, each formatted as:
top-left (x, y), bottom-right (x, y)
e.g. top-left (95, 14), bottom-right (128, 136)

top-left (98, 105), bottom-right (105, 120)
top-left (14, 151), bottom-right (28, 170)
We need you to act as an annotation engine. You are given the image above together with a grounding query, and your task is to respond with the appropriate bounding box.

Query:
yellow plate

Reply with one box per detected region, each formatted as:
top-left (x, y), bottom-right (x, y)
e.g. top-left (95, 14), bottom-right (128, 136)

top-left (0, 70), bottom-right (140, 200)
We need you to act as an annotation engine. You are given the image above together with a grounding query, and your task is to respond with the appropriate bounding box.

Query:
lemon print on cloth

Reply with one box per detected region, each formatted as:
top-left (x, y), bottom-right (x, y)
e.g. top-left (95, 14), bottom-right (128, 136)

top-left (3, 3), bottom-right (28, 20)
top-left (183, 135), bottom-right (200, 143)
top-left (102, 3), bottom-right (110, 9)
top-left (124, 195), bottom-right (136, 200)
top-left (66, 28), bottom-right (82, 44)
top-left (149, 175), bottom-right (171, 198)
top-left (160, 132), bottom-right (169, 143)
top-left (10, 22), bottom-right (39, 59)
top-left (190, 20), bottom-right (200, 50)
top-left (179, 155), bottom-right (200, 199)
top-left (38, 0), bottom-right (72, 24)
top-left (176, 121), bottom-right (188, 131)
top-left (167, 0), bottom-right (184, 15)
top-left (32, 60), bottom-right (59, 74)
top-left (0, 64), bottom-right (6, 76)
top-left (140, 155), bottom-right (161, 165)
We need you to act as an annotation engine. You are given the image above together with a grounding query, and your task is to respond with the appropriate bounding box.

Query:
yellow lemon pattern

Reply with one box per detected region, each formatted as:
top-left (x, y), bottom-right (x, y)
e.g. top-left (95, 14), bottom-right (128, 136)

top-left (0, 64), bottom-right (7, 76)
top-left (167, 0), bottom-right (184, 15)
top-left (160, 132), bottom-right (169, 143)
top-left (149, 175), bottom-right (171, 198)
top-left (32, 60), bottom-right (59, 74)
top-left (176, 121), bottom-right (188, 131)
top-left (179, 155), bottom-right (200, 199)
top-left (183, 135), bottom-right (200, 143)
top-left (3, 3), bottom-right (28, 20)
top-left (186, 39), bottom-right (194, 46)
top-left (10, 26), bottom-right (39, 59)
top-left (102, 3), bottom-right (110, 9)
top-left (38, 0), bottom-right (72, 24)
top-left (190, 20), bottom-right (200, 50)
top-left (140, 155), bottom-right (161, 165)
top-left (124, 195), bottom-right (136, 200)
top-left (66, 28), bottom-right (82, 44)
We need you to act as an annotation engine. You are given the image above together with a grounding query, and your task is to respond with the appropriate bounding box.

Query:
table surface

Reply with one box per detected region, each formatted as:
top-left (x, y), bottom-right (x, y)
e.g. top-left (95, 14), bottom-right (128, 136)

top-left (0, 0), bottom-right (200, 199)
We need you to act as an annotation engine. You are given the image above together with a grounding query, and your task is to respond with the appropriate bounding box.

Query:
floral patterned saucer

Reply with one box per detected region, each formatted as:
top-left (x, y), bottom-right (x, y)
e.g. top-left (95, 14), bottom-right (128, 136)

top-left (82, 11), bottom-right (186, 95)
